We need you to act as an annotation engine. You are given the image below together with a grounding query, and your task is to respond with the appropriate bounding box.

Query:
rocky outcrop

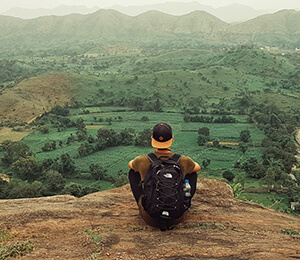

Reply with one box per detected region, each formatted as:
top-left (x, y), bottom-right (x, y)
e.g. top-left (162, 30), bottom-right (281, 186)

top-left (0, 178), bottom-right (299, 259)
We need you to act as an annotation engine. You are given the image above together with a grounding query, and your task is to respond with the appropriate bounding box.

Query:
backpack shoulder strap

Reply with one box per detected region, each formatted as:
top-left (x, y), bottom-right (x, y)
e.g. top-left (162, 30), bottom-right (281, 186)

top-left (170, 154), bottom-right (181, 164)
top-left (147, 153), bottom-right (160, 163)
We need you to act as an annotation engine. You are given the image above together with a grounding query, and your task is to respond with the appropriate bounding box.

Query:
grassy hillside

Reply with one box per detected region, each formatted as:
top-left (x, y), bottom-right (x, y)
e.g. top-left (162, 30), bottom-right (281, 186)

top-left (231, 10), bottom-right (300, 34)
top-left (0, 73), bottom-right (72, 124)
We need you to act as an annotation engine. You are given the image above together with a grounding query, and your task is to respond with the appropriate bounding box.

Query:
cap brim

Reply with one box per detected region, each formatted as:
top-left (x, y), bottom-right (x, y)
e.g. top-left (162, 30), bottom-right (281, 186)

top-left (151, 137), bottom-right (173, 149)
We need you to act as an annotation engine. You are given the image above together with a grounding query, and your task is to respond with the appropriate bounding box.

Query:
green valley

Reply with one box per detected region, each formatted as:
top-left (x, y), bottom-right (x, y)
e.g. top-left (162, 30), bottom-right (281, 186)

top-left (0, 9), bottom-right (299, 215)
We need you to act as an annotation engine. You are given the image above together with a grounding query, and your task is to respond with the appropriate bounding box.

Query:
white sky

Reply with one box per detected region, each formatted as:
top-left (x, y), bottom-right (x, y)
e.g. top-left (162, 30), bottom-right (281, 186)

top-left (0, 0), bottom-right (299, 13)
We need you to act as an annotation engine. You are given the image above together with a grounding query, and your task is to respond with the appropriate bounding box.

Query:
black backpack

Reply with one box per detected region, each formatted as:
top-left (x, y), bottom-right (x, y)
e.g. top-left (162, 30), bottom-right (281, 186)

top-left (141, 153), bottom-right (186, 226)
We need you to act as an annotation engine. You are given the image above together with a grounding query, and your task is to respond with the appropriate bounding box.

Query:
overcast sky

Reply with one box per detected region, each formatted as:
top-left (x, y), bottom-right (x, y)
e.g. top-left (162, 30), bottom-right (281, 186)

top-left (0, 0), bottom-right (299, 13)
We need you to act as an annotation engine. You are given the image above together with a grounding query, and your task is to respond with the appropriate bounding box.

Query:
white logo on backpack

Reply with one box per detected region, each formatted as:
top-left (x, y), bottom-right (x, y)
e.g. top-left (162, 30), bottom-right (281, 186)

top-left (164, 173), bottom-right (173, 178)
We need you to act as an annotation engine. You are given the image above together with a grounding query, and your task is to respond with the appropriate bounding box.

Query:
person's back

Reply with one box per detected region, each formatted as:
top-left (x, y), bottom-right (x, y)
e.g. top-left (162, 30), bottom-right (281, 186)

top-left (128, 122), bottom-right (200, 230)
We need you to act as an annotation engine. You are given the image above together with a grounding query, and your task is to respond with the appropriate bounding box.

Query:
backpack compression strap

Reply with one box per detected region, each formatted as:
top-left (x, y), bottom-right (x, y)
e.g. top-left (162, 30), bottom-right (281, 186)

top-left (170, 154), bottom-right (181, 164)
top-left (147, 153), bottom-right (159, 163)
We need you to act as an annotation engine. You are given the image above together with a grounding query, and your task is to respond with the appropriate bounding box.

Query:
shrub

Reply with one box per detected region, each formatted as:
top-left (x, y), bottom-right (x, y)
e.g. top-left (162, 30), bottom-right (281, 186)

top-left (89, 164), bottom-right (106, 180)
top-left (50, 105), bottom-right (69, 116)
top-left (44, 170), bottom-right (66, 192)
top-left (135, 128), bottom-right (152, 147)
top-left (197, 134), bottom-right (209, 146)
top-left (198, 127), bottom-right (210, 137)
top-left (62, 183), bottom-right (84, 197)
top-left (141, 116), bottom-right (149, 121)
top-left (222, 170), bottom-right (235, 182)
top-left (0, 241), bottom-right (33, 259)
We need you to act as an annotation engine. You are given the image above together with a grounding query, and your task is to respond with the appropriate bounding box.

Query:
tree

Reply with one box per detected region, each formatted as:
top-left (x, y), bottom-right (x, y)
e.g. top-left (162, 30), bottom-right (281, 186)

top-left (41, 158), bottom-right (60, 172)
top-left (75, 118), bottom-right (86, 130)
top-left (44, 170), bottom-right (66, 192)
top-left (239, 143), bottom-right (248, 154)
top-left (0, 178), bottom-right (9, 198)
top-left (198, 127), bottom-right (210, 137)
top-left (66, 133), bottom-right (75, 145)
top-left (223, 170), bottom-right (235, 182)
top-left (212, 140), bottom-right (220, 148)
top-left (40, 127), bottom-right (49, 134)
top-left (197, 135), bottom-right (208, 146)
top-left (240, 130), bottom-right (251, 143)
top-left (153, 98), bottom-right (163, 112)
top-left (10, 156), bottom-right (39, 181)
top-left (262, 147), bottom-right (296, 173)
top-left (2, 141), bottom-right (30, 166)
top-left (97, 128), bottom-right (119, 147)
top-left (76, 130), bottom-right (87, 141)
top-left (50, 105), bottom-right (69, 116)
top-left (141, 116), bottom-right (149, 121)
top-left (261, 167), bottom-right (276, 189)
top-left (119, 129), bottom-right (135, 146)
top-left (60, 153), bottom-right (76, 176)
top-left (62, 183), bottom-right (84, 197)
top-left (89, 164), bottom-right (106, 180)
top-left (78, 143), bottom-right (94, 157)
top-left (41, 141), bottom-right (56, 152)
top-left (113, 170), bottom-right (129, 187)
top-left (202, 159), bottom-right (211, 169)
top-left (241, 157), bottom-right (266, 179)
top-left (135, 128), bottom-right (152, 147)
top-left (6, 179), bottom-right (45, 199)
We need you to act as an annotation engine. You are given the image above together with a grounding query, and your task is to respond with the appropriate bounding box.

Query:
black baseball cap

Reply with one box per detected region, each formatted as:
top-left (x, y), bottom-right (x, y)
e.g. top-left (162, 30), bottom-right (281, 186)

top-left (151, 122), bottom-right (174, 148)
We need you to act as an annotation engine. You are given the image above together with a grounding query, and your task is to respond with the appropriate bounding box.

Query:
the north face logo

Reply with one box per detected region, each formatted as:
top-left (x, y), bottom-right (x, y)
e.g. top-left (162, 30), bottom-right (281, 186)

top-left (164, 173), bottom-right (173, 178)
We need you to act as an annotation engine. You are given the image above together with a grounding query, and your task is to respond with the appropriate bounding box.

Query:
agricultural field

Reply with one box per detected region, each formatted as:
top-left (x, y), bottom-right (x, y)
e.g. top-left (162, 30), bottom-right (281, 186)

top-left (0, 44), bottom-right (299, 214)
top-left (21, 107), bottom-right (266, 196)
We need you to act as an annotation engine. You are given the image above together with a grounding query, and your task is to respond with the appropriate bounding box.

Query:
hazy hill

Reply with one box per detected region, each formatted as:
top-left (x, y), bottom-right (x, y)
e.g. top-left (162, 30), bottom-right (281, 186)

top-left (2, 2), bottom-right (266, 23)
top-left (231, 9), bottom-right (300, 34)
top-left (113, 2), bottom-right (266, 23)
top-left (213, 3), bottom-right (265, 23)
top-left (0, 9), bottom-right (299, 50)
top-left (1, 5), bottom-right (99, 19)
top-left (1, 179), bottom-right (299, 259)
top-left (131, 10), bottom-right (228, 34)
top-left (113, 1), bottom-right (215, 17)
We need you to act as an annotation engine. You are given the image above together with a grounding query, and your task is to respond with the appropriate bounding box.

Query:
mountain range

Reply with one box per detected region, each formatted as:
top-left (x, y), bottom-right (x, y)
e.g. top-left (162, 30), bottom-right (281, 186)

top-left (1, 2), bottom-right (269, 23)
top-left (0, 9), bottom-right (299, 50)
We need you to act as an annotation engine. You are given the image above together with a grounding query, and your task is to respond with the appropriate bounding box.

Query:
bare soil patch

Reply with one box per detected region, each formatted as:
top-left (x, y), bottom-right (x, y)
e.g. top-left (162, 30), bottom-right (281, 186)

top-left (86, 125), bottom-right (104, 130)
top-left (0, 127), bottom-right (33, 142)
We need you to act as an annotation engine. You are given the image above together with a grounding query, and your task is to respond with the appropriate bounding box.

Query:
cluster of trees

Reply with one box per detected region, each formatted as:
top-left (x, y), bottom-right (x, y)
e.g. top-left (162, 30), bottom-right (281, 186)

top-left (184, 114), bottom-right (236, 123)
top-left (197, 127), bottom-right (250, 149)
top-left (197, 127), bottom-right (210, 146)
top-left (238, 103), bottom-right (300, 207)
top-left (77, 127), bottom-right (151, 157)
top-left (0, 141), bottom-right (76, 198)
top-left (0, 138), bottom-right (131, 199)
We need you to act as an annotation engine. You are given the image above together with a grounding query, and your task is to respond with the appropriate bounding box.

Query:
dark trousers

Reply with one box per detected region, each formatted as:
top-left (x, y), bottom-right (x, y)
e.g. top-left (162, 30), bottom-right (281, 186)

top-left (128, 169), bottom-right (197, 204)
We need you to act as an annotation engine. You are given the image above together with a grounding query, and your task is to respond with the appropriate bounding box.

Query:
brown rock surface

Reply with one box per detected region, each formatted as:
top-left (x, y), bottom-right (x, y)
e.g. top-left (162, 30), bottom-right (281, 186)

top-left (0, 179), bottom-right (300, 260)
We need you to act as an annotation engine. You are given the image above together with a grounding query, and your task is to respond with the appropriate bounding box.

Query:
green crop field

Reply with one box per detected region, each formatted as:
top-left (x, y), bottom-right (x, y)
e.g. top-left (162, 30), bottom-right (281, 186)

top-left (22, 108), bottom-right (265, 178)
top-left (0, 16), bottom-right (299, 214)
